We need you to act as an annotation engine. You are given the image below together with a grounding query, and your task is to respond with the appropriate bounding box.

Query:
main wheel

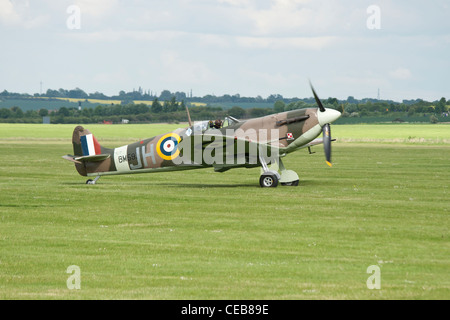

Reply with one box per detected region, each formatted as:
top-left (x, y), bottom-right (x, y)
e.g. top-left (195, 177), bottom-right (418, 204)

top-left (86, 179), bottom-right (95, 185)
top-left (259, 172), bottom-right (279, 188)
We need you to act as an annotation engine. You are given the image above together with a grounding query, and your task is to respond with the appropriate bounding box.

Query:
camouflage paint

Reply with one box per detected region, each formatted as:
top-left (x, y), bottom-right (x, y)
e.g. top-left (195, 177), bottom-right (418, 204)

top-left (64, 107), bottom-right (341, 178)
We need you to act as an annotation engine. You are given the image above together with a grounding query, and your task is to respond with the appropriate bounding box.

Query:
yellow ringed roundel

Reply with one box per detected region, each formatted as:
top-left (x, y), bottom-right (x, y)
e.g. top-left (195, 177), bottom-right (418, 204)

top-left (156, 133), bottom-right (181, 161)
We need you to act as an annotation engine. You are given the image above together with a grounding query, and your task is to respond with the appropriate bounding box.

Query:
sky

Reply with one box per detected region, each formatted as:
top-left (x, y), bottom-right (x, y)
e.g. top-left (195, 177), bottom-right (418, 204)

top-left (0, 0), bottom-right (449, 102)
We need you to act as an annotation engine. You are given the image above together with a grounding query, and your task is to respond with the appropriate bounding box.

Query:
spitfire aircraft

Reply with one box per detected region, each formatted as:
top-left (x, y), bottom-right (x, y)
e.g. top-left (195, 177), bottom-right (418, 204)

top-left (63, 83), bottom-right (341, 187)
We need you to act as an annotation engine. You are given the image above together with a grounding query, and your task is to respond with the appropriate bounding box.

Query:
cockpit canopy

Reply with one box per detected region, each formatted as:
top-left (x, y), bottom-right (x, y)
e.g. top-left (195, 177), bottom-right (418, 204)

top-left (192, 116), bottom-right (240, 133)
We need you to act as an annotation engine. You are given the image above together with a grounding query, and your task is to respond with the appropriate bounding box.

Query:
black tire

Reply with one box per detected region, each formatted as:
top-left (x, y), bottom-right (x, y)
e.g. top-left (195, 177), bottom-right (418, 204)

top-left (259, 172), bottom-right (279, 188)
top-left (281, 180), bottom-right (299, 186)
top-left (86, 179), bottom-right (94, 185)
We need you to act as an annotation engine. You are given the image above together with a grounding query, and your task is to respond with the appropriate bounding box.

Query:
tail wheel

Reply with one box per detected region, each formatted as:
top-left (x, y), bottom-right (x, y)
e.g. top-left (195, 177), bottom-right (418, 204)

top-left (260, 172), bottom-right (279, 188)
top-left (86, 176), bottom-right (100, 185)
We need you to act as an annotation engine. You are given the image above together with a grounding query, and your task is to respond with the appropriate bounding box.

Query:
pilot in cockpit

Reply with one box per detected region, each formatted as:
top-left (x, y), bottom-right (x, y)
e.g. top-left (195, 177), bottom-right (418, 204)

top-left (209, 119), bottom-right (223, 129)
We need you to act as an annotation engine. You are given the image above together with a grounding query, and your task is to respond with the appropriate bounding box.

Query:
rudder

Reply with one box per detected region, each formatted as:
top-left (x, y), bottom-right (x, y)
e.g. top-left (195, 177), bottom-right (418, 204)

top-left (73, 126), bottom-right (102, 157)
top-left (67, 126), bottom-right (112, 177)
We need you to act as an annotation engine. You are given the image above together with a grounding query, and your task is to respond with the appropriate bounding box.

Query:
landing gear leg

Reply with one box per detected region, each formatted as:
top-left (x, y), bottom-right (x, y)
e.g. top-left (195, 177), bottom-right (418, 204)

top-left (86, 176), bottom-right (101, 185)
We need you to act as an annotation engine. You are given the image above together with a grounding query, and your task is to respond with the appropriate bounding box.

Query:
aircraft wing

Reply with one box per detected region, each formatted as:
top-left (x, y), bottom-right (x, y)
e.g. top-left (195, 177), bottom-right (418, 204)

top-left (202, 133), bottom-right (280, 154)
top-left (198, 132), bottom-right (280, 172)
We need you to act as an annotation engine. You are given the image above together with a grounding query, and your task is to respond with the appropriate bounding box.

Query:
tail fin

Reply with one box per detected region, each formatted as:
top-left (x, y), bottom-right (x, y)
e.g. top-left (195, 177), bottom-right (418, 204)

top-left (64, 126), bottom-right (111, 177)
top-left (73, 126), bottom-right (102, 156)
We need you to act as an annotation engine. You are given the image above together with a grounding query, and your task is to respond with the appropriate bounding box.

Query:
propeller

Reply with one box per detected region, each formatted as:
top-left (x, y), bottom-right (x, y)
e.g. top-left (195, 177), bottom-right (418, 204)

top-left (323, 123), bottom-right (332, 167)
top-left (309, 81), bottom-right (340, 167)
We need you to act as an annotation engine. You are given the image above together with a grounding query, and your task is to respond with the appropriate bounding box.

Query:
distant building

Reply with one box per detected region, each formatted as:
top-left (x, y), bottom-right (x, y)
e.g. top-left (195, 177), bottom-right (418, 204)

top-left (43, 116), bottom-right (50, 124)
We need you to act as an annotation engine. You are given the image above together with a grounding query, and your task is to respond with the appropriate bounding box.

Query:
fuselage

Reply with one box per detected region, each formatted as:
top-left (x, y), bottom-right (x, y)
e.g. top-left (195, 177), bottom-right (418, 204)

top-left (75, 107), bottom-right (340, 177)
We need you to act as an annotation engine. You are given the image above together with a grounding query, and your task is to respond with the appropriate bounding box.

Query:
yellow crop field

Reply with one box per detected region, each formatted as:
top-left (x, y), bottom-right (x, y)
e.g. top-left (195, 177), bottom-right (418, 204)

top-left (85, 99), bottom-right (122, 105)
top-left (133, 100), bottom-right (154, 105)
top-left (189, 102), bottom-right (207, 107)
top-left (51, 97), bottom-right (122, 105)
top-left (37, 97), bottom-right (207, 107)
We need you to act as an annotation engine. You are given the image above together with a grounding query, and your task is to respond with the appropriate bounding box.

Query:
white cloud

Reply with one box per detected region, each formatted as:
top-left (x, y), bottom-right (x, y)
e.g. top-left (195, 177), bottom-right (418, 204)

top-left (63, 30), bottom-right (188, 43)
top-left (63, 27), bottom-right (334, 50)
top-left (215, 0), bottom-right (317, 37)
top-left (236, 35), bottom-right (336, 50)
top-left (389, 68), bottom-right (412, 80)
top-left (159, 51), bottom-right (216, 85)
top-left (74, 0), bottom-right (119, 17)
top-left (0, 0), bottom-right (48, 28)
top-left (217, 0), bottom-right (252, 6)
top-left (215, 0), bottom-right (346, 37)
top-left (0, 0), bottom-right (21, 25)
top-left (240, 68), bottom-right (302, 89)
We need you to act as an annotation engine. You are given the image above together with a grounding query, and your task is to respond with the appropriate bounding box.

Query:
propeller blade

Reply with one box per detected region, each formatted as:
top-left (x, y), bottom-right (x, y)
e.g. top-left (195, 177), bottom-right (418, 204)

top-left (309, 81), bottom-right (326, 112)
top-left (323, 123), bottom-right (332, 167)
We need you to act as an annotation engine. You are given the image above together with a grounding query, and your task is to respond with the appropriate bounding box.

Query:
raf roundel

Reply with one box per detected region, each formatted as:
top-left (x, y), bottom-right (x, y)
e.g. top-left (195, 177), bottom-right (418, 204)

top-left (156, 133), bottom-right (181, 161)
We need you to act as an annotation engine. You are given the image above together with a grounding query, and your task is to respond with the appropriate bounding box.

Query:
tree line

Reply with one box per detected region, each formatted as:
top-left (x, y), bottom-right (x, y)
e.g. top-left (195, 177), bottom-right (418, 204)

top-left (1, 99), bottom-right (448, 125)
top-left (0, 87), bottom-right (448, 124)
top-left (3, 86), bottom-right (447, 106)
top-left (274, 97), bottom-right (449, 115)
top-left (0, 102), bottom-right (271, 124)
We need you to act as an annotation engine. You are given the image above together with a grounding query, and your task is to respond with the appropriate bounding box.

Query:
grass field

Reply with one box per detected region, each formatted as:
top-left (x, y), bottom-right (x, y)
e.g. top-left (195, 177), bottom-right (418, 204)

top-left (0, 123), bottom-right (449, 299)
